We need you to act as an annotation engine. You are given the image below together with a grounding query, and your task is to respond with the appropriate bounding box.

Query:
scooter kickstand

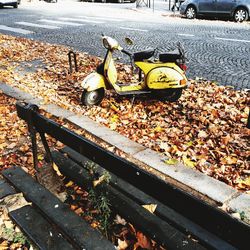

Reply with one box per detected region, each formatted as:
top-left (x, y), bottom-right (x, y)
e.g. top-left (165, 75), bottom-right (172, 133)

top-left (131, 95), bottom-right (136, 107)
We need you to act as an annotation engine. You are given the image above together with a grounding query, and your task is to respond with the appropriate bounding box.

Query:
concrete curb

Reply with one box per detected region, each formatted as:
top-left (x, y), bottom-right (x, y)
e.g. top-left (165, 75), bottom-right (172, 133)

top-left (1, 82), bottom-right (249, 224)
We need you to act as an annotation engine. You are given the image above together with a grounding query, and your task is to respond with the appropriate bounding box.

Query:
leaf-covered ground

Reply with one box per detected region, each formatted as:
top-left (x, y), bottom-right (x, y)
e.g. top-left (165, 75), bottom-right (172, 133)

top-left (0, 34), bottom-right (249, 192)
top-left (0, 93), bottom-right (164, 250)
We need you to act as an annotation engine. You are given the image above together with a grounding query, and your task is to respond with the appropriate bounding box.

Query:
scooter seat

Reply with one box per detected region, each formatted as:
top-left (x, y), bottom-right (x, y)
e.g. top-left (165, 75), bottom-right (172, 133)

top-left (159, 51), bottom-right (182, 63)
top-left (133, 49), bottom-right (155, 62)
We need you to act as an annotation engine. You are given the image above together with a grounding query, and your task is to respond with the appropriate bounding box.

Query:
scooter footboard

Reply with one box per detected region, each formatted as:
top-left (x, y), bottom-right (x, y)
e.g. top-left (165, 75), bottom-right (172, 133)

top-left (81, 72), bottom-right (107, 91)
top-left (147, 67), bottom-right (187, 89)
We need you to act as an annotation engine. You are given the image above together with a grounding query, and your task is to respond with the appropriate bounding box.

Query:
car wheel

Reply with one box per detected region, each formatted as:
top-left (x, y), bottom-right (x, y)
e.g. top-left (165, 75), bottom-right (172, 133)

top-left (186, 6), bottom-right (196, 19)
top-left (13, 3), bottom-right (18, 8)
top-left (234, 8), bottom-right (248, 22)
top-left (81, 88), bottom-right (105, 106)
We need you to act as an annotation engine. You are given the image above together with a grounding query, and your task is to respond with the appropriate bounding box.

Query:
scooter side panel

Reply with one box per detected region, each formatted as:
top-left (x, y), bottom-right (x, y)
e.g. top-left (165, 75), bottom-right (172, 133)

top-left (81, 72), bottom-right (108, 91)
top-left (147, 67), bottom-right (187, 89)
top-left (135, 61), bottom-right (179, 75)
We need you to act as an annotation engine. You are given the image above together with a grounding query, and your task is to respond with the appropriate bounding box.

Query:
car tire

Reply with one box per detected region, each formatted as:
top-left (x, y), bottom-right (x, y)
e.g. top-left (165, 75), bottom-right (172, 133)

top-left (185, 5), bottom-right (197, 19)
top-left (234, 8), bottom-right (248, 22)
top-left (13, 3), bottom-right (18, 8)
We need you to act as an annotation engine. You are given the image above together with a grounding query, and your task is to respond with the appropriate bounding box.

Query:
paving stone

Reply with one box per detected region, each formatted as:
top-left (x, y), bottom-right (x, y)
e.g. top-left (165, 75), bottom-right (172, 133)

top-left (228, 193), bottom-right (250, 221)
top-left (43, 104), bottom-right (75, 118)
top-left (134, 148), bottom-right (237, 203)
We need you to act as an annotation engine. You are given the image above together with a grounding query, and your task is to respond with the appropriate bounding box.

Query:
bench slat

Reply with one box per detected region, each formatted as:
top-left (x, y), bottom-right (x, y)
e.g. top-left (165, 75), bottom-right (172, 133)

top-left (60, 147), bottom-right (236, 250)
top-left (2, 166), bottom-right (115, 250)
top-left (10, 205), bottom-right (75, 250)
top-left (0, 178), bottom-right (16, 199)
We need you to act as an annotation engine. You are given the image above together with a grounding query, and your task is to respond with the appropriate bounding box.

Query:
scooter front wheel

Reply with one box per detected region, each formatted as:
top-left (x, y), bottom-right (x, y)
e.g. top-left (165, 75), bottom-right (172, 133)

top-left (154, 89), bottom-right (183, 102)
top-left (81, 88), bottom-right (105, 106)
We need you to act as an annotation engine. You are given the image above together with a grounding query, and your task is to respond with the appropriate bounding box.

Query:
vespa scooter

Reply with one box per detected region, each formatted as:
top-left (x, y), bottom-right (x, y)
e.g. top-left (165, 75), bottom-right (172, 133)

top-left (81, 35), bottom-right (187, 106)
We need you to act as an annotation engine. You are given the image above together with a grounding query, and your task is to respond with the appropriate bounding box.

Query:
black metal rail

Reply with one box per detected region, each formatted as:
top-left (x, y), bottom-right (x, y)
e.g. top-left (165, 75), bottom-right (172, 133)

top-left (15, 102), bottom-right (250, 249)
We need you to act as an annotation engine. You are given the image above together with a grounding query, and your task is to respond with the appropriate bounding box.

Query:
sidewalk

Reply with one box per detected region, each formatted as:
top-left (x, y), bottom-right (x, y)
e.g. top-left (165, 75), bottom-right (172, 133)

top-left (20, 0), bottom-right (180, 20)
top-left (131, 0), bottom-right (180, 17)
top-left (0, 33), bottom-right (249, 225)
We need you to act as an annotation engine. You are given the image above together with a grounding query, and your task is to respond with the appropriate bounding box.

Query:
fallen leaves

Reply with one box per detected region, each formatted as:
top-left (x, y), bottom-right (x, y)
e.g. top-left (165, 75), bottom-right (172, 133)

top-left (0, 34), bottom-right (249, 194)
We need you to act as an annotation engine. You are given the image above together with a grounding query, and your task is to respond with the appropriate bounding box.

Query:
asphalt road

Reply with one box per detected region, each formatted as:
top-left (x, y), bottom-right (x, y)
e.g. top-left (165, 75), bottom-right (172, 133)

top-left (0, 1), bottom-right (249, 89)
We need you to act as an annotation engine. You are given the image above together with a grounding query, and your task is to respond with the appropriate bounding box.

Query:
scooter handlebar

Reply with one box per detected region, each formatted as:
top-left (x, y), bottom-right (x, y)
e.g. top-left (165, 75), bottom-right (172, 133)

top-left (121, 49), bottom-right (132, 57)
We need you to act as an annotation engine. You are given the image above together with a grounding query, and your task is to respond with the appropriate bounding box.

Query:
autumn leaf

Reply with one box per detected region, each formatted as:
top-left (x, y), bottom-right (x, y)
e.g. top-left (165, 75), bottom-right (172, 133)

top-left (93, 175), bottom-right (106, 187)
top-left (182, 156), bottom-right (196, 168)
top-left (52, 162), bottom-right (62, 176)
top-left (114, 214), bottom-right (127, 225)
top-left (198, 130), bottom-right (208, 138)
top-left (220, 156), bottom-right (238, 165)
top-left (134, 231), bottom-right (152, 249)
top-left (65, 180), bottom-right (74, 187)
top-left (142, 204), bottom-right (157, 213)
top-left (237, 177), bottom-right (250, 188)
top-left (164, 158), bottom-right (179, 165)
top-left (117, 239), bottom-right (128, 250)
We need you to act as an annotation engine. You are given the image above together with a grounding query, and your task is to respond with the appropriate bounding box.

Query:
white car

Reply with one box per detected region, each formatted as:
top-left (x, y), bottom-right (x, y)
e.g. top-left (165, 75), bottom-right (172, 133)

top-left (0, 0), bottom-right (19, 8)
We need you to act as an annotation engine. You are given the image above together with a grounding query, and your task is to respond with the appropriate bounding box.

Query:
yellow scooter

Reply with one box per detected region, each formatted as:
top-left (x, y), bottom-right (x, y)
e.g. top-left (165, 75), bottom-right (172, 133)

top-left (81, 35), bottom-right (188, 106)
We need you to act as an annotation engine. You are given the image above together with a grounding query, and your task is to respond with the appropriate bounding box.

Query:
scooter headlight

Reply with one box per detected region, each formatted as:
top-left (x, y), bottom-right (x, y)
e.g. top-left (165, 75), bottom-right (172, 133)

top-left (103, 38), bottom-right (110, 49)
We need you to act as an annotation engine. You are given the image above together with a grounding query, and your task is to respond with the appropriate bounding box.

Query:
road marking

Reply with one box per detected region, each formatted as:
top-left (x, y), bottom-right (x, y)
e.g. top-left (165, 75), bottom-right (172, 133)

top-left (119, 27), bottom-right (148, 32)
top-left (58, 17), bottom-right (104, 24)
top-left (39, 19), bottom-right (84, 26)
top-left (78, 16), bottom-right (122, 22)
top-left (0, 25), bottom-right (33, 34)
top-left (15, 22), bottom-right (60, 29)
top-left (178, 33), bottom-right (194, 37)
top-left (215, 37), bottom-right (250, 43)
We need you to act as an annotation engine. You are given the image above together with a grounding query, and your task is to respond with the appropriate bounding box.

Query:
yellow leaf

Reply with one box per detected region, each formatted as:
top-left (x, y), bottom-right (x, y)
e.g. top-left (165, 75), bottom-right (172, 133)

top-left (142, 204), bottom-right (157, 214)
top-left (38, 154), bottom-right (44, 161)
top-left (164, 158), bottom-right (179, 165)
top-left (110, 103), bottom-right (119, 112)
top-left (153, 126), bottom-right (163, 132)
top-left (182, 156), bottom-right (196, 168)
top-left (237, 177), bottom-right (250, 187)
top-left (221, 156), bottom-right (238, 165)
top-left (0, 142), bottom-right (7, 150)
top-left (93, 175), bottom-right (106, 187)
top-left (185, 141), bottom-right (193, 147)
top-left (65, 180), bottom-right (74, 187)
top-left (110, 115), bottom-right (119, 123)
top-left (52, 162), bottom-right (62, 176)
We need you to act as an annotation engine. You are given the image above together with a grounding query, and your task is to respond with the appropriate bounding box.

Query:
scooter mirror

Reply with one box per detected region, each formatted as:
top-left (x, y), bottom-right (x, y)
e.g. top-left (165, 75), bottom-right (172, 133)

top-left (125, 37), bottom-right (133, 45)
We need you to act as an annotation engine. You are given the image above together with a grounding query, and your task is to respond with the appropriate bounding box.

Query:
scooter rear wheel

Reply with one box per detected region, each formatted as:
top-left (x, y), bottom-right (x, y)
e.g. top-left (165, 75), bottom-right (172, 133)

top-left (81, 88), bottom-right (105, 106)
top-left (154, 89), bottom-right (183, 102)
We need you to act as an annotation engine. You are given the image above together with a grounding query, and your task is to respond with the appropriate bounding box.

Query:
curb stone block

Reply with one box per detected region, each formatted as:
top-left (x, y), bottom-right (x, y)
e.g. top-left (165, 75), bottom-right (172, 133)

top-left (99, 131), bottom-right (145, 155)
top-left (43, 104), bottom-right (75, 118)
top-left (0, 83), bottom-right (33, 100)
top-left (228, 193), bottom-right (250, 221)
top-left (133, 148), bottom-right (238, 204)
top-left (67, 115), bottom-right (113, 137)
top-left (67, 115), bottom-right (145, 155)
